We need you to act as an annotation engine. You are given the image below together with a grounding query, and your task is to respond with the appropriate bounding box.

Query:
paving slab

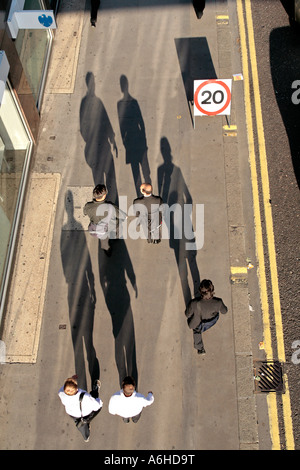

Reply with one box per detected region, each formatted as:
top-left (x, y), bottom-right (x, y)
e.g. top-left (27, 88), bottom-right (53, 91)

top-left (1, 173), bottom-right (60, 363)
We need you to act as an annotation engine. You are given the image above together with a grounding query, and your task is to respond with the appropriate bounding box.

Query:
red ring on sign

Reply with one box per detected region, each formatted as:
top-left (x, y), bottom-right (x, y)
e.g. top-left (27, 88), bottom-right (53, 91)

top-left (194, 80), bottom-right (231, 116)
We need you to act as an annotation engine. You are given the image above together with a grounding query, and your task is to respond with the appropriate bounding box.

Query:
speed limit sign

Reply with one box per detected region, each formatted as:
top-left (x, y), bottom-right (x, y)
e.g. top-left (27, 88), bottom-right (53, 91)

top-left (194, 79), bottom-right (232, 116)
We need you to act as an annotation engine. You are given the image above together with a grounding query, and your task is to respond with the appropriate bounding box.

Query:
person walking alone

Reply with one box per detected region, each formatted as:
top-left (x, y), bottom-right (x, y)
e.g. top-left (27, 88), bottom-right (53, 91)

top-left (185, 279), bottom-right (228, 355)
top-left (90, 0), bottom-right (100, 26)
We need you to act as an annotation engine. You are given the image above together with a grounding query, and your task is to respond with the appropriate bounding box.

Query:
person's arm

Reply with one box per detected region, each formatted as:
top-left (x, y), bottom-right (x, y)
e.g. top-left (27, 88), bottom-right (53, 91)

top-left (143, 392), bottom-right (154, 407)
top-left (220, 300), bottom-right (228, 314)
top-left (185, 299), bottom-right (194, 319)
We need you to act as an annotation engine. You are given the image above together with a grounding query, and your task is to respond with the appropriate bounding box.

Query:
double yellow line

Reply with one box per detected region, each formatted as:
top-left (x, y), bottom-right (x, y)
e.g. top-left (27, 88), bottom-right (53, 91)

top-left (236, 0), bottom-right (294, 450)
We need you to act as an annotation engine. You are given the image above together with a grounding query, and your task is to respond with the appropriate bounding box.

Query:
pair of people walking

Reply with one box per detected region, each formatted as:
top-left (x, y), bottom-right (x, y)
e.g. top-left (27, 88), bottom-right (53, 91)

top-left (58, 375), bottom-right (154, 442)
top-left (84, 182), bottom-right (163, 251)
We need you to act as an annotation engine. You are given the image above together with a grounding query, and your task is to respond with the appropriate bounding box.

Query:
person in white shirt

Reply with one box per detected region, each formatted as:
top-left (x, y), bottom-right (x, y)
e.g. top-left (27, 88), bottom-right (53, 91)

top-left (58, 375), bottom-right (103, 442)
top-left (108, 376), bottom-right (154, 423)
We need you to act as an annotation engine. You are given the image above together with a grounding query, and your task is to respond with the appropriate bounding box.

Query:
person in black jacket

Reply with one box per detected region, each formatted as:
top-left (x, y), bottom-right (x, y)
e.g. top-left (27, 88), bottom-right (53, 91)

top-left (133, 183), bottom-right (163, 244)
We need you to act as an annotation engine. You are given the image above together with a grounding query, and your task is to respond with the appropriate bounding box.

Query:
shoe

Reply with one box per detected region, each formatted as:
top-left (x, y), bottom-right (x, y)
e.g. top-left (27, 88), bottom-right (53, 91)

top-left (153, 239), bottom-right (161, 244)
top-left (93, 379), bottom-right (101, 392)
top-left (84, 426), bottom-right (90, 442)
top-left (197, 347), bottom-right (206, 355)
top-left (91, 19), bottom-right (96, 27)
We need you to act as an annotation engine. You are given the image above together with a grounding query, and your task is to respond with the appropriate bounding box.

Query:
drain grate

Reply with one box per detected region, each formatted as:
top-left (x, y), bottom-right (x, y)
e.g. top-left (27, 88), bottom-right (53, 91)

top-left (253, 360), bottom-right (284, 393)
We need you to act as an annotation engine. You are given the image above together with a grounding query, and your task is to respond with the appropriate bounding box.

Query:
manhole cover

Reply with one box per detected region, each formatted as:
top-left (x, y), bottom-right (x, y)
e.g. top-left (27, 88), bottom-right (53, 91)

top-left (253, 360), bottom-right (284, 393)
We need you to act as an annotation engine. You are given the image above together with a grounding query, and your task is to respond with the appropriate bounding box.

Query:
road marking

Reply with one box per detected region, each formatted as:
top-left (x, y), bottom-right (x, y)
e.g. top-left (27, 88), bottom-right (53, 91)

top-left (236, 0), bottom-right (295, 450)
top-left (244, 1), bottom-right (295, 450)
top-left (230, 267), bottom-right (247, 274)
top-left (236, 0), bottom-right (272, 358)
top-left (216, 15), bottom-right (229, 25)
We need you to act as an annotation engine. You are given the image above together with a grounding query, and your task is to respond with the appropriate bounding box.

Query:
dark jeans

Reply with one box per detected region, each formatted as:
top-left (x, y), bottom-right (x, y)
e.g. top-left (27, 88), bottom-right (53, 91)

top-left (73, 408), bottom-right (101, 440)
top-left (193, 314), bottom-right (219, 351)
top-left (193, 0), bottom-right (206, 12)
top-left (91, 0), bottom-right (100, 21)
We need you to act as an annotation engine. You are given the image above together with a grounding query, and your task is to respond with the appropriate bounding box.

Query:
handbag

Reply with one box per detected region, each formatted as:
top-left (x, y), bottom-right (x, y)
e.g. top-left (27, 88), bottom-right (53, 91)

top-left (75, 392), bottom-right (90, 428)
top-left (75, 392), bottom-right (98, 428)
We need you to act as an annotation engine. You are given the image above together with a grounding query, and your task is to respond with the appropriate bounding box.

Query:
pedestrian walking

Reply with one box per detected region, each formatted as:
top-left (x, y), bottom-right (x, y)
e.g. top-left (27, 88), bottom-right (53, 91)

top-left (58, 375), bottom-right (102, 442)
top-left (84, 184), bottom-right (127, 256)
top-left (91, 0), bottom-right (100, 26)
top-left (185, 279), bottom-right (228, 355)
top-left (108, 376), bottom-right (154, 423)
top-left (133, 183), bottom-right (163, 243)
top-left (193, 0), bottom-right (206, 19)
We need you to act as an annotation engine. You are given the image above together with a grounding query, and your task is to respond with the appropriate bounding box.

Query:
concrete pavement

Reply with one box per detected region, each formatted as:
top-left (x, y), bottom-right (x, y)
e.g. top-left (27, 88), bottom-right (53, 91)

top-left (0, 0), bottom-right (264, 450)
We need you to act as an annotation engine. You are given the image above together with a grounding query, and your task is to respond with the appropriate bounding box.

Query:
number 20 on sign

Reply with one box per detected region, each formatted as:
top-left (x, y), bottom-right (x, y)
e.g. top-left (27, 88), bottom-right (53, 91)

top-left (193, 79), bottom-right (232, 117)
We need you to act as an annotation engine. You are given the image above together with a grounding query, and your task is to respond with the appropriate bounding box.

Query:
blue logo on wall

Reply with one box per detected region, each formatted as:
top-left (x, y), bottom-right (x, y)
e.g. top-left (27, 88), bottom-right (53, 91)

top-left (38, 14), bottom-right (53, 28)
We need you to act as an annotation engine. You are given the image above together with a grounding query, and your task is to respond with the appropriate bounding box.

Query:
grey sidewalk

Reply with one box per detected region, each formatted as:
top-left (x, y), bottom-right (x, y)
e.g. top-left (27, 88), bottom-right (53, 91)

top-left (0, 0), bottom-right (261, 450)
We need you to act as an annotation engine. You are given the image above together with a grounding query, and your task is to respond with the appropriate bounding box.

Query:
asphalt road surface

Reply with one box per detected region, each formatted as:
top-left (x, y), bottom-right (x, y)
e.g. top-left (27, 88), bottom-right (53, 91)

top-left (249, 0), bottom-right (300, 448)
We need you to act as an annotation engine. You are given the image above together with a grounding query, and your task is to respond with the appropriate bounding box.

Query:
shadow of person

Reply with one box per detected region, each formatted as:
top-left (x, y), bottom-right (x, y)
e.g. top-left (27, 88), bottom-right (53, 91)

top-left (158, 137), bottom-right (200, 306)
top-left (117, 75), bottom-right (151, 196)
top-left (98, 238), bottom-right (138, 388)
top-left (80, 71), bottom-right (119, 204)
top-left (60, 190), bottom-right (100, 391)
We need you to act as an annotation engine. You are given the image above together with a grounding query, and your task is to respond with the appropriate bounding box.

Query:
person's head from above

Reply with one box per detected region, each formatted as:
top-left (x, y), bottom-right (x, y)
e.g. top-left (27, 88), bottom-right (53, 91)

top-left (140, 183), bottom-right (152, 196)
top-left (199, 279), bottom-right (214, 300)
top-left (122, 376), bottom-right (136, 397)
top-left (93, 184), bottom-right (107, 202)
top-left (64, 377), bottom-right (78, 396)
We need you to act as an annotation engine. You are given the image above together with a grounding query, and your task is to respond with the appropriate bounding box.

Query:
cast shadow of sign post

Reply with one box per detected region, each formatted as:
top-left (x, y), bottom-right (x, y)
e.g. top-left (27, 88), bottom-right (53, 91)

top-left (175, 37), bottom-right (217, 125)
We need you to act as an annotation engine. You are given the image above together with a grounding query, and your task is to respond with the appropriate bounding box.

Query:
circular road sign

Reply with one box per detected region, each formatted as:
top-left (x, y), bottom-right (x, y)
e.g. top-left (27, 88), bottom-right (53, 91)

top-left (194, 79), bottom-right (232, 116)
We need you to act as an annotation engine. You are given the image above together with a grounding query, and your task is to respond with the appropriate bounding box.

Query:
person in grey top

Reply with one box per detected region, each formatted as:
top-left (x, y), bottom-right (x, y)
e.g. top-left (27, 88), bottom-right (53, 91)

top-left (84, 184), bottom-right (126, 255)
top-left (185, 279), bottom-right (228, 355)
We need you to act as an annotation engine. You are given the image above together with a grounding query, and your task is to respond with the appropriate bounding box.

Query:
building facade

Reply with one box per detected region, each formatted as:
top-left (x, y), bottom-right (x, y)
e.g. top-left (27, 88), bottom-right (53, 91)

top-left (0, 0), bottom-right (56, 321)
